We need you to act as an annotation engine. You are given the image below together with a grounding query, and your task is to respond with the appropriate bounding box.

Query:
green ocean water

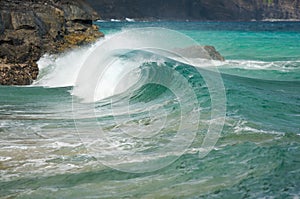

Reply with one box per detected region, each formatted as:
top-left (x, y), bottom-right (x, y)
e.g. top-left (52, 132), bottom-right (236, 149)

top-left (0, 22), bottom-right (300, 198)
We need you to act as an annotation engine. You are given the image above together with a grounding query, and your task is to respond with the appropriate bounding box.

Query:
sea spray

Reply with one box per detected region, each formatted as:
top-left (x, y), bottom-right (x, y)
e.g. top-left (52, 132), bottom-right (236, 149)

top-left (68, 28), bottom-right (226, 172)
top-left (34, 39), bottom-right (104, 87)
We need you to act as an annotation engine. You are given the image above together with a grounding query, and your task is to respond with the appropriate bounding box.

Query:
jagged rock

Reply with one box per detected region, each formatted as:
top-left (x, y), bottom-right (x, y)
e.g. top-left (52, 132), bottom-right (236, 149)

top-left (0, 0), bottom-right (104, 85)
top-left (174, 45), bottom-right (225, 61)
top-left (0, 63), bottom-right (39, 85)
top-left (203, 46), bottom-right (225, 61)
top-left (11, 11), bottom-right (36, 30)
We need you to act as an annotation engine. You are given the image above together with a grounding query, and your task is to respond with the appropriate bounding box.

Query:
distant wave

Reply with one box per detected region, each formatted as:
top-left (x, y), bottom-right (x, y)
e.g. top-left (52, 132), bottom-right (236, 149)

top-left (96, 19), bottom-right (107, 22)
top-left (97, 18), bottom-right (141, 23)
top-left (125, 18), bottom-right (135, 22)
top-left (110, 19), bottom-right (121, 22)
top-left (224, 59), bottom-right (300, 71)
top-left (262, 18), bottom-right (300, 22)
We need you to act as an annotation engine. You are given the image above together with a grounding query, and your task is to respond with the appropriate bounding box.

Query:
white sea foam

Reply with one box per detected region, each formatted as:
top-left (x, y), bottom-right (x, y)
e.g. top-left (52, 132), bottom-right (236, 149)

top-left (111, 19), bottom-right (121, 22)
top-left (33, 30), bottom-right (158, 102)
top-left (262, 18), bottom-right (300, 22)
top-left (34, 39), bottom-right (104, 87)
top-left (233, 119), bottom-right (285, 136)
top-left (96, 19), bottom-right (107, 22)
top-left (125, 18), bottom-right (135, 22)
top-left (223, 59), bottom-right (300, 71)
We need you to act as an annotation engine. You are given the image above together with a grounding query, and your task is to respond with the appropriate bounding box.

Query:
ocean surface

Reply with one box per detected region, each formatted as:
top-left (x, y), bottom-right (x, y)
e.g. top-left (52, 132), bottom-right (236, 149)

top-left (1, 21), bottom-right (300, 198)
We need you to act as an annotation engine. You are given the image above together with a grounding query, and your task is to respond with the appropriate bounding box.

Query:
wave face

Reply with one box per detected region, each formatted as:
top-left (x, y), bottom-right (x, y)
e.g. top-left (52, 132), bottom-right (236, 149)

top-left (1, 22), bottom-right (300, 198)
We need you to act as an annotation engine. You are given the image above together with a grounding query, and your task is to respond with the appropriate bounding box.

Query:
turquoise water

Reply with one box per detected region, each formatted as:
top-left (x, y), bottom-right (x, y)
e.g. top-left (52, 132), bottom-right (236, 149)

top-left (0, 22), bottom-right (300, 198)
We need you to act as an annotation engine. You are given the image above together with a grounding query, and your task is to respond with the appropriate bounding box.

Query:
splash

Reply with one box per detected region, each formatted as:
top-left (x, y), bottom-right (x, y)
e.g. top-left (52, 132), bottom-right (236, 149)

top-left (67, 28), bottom-right (226, 172)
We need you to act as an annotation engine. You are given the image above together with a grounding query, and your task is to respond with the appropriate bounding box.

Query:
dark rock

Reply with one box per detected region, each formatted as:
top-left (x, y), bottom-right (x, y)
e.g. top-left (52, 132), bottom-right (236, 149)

top-left (1, 11), bottom-right (13, 30)
top-left (11, 11), bottom-right (36, 30)
top-left (0, 0), bottom-right (104, 85)
top-left (0, 63), bottom-right (39, 85)
top-left (174, 45), bottom-right (225, 61)
top-left (61, 1), bottom-right (99, 21)
top-left (0, 14), bottom-right (4, 34)
top-left (203, 46), bottom-right (225, 61)
top-left (87, 0), bottom-right (300, 21)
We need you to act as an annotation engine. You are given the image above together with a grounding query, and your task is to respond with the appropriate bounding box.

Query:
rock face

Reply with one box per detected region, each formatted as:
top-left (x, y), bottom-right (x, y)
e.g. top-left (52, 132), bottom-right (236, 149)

top-left (174, 45), bottom-right (225, 61)
top-left (87, 0), bottom-right (300, 21)
top-left (0, 0), bottom-right (104, 85)
top-left (203, 46), bottom-right (225, 61)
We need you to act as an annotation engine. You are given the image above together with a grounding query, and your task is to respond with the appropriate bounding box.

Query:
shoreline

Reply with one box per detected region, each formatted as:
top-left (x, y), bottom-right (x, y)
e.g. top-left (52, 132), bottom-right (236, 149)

top-left (97, 18), bottom-right (300, 23)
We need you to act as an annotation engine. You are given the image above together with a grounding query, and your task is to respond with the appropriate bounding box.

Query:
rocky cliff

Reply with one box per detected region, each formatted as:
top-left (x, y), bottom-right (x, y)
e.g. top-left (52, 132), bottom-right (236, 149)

top-left (0, 0), bottom-right (104, 85)
top-left (87, 0), bottom-right (300, 21)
